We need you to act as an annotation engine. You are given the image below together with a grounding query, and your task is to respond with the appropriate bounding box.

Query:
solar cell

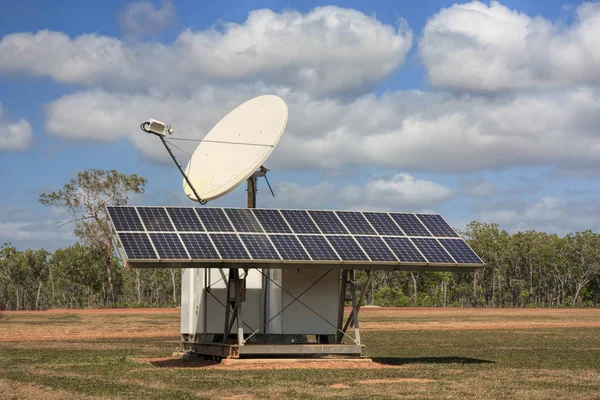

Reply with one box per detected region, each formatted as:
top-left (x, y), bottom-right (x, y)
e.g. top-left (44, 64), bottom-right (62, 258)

top-left (196, 208), bottom-right (234, 232)
top-left (383, 237), bottom-right (426, 263)
top-left (180, 233), bottom-right (220, 259)
top-left (209, 233), bottom-right (249, 259)
top-left (326, 235), bottom-right (369, 261)
top-left (411, 238), bottom-right (455, 263)
top-left (280, 210), bottom-right (320, 234)
top-left (308, 210), bottom-right (349, 234)
top-left (335, 212), bottom-right (376, 235)
top-left (252, 209), bottom-right (291, 233)
top-left (417, 214), bottom-right (459, 237)
top-left (389, 213), bottom-right (430, 236)
top-left (118, 232), bottom-right (156, 259)
top-left (269, 235), bottom-right (311, 261)
top-left (137, 207), bottom-right (175, 231)
top-left (239, 234), bottom-right (281, 260)
top-left (166, 207), bottom-right (205, 232)
top-left (438, 239), bottom-right (482, 264)
top-left (355, 236), bottom-right (397, 262)
top-left (363, 212), bottom-right (404, 236)
top-left (225, 209), bottom-right (264, 233)
top-left (108, 207), bottom-right (144, 232)
top-left (297, 235), bottom-right (340, 260)
top-left (149, 233), bottom-right (189, 259)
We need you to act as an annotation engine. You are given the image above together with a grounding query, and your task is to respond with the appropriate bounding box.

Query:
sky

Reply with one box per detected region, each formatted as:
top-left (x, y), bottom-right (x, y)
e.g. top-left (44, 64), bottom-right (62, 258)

top-left (1, 0), bottom-right (600, 250)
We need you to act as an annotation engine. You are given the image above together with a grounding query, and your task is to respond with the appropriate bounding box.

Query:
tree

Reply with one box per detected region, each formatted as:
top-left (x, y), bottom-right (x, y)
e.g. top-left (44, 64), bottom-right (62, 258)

top-left (40, 169), bottom-right (146, 305)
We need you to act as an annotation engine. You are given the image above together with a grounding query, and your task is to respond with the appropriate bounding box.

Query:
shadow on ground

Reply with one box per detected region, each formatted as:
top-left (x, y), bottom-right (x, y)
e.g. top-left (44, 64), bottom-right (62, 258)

top-left (372, 357), bottom-right (495, 365)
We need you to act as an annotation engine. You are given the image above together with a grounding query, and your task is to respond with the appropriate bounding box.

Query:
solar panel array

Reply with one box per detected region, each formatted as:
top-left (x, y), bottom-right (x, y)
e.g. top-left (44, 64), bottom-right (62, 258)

top-left (107, 206), bottom-right (484, 267)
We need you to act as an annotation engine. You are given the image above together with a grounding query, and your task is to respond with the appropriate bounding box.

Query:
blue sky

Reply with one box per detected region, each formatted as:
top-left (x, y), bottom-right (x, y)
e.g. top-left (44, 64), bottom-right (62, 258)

top-left (1, 0), bottom-right (600, 250)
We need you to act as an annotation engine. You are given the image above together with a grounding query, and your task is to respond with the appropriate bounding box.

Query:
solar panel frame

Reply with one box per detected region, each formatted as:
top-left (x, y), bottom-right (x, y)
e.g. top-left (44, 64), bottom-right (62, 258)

top-left (411, 238), bottom-right (455, 264)
top-left (252, 209), bottom-right (292, 233)
top-left (438, 238), bottom-right (483, 264)
top-left (326, 235), bottom-right (369, 261)
top-left (118, 232), bottom-right (157, 259)
top-left (383, 237), bottom-right (427, 263)
top-left (417, 214), bottom-right (459, 238)
top-left (180, 233), bottom-right (221, 260)
top-left (108, 207), bottom-right (145, 232)
top-left (166, 207), bottom-right (205, 232)
top-left (389, 213), bottom-right (431, 237)
top-left (280, 210), bottom-right (321, 234)
top-left (335, 211), bottom-right (376, 235)
top-left (268, 234), bottom-right (312, 261)
top-left (355, 236), bottom-right (398, 262)
top-left (209, 233), bottom-right (250, 260)
top-left (363, 212), bottom-right (404, 236)
top-left (225, 208), bottom-right (264, 233)
top-left (196, 208), bottom-right (235, 232)
top-left (297, 235), bottom-right (340, 261)
top-left (308, 210), bottom-right (349, 234)
top-left (137, 207), bottom-right (175, 232)
top-left (239, 234), bottom-right (281, 260)
top-left (149, 233), bottom-right (190, 259)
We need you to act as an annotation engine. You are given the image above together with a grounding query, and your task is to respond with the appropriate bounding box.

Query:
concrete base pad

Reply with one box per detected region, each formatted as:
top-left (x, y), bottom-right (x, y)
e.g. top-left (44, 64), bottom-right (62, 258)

top-left (220, 357), bottom-right (372, 366)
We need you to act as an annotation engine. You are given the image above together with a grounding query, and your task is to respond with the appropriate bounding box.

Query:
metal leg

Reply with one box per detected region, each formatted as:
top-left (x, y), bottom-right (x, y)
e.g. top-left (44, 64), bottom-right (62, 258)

top-left (336, 270), bottom-right (348, 344)
top-left (343, 270), bottom-right (371, 331)
top-left (350, 271), bottom-right (361, 346)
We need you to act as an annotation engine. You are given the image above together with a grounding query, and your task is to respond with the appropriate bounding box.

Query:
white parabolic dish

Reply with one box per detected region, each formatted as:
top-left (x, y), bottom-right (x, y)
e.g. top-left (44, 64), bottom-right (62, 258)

top-left (184, 95), bottom-right (288, 202)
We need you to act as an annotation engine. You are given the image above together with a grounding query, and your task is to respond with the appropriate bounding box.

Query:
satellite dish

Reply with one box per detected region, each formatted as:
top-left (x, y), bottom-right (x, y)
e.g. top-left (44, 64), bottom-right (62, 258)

top-left (183, 95), bottom-right (288, 202)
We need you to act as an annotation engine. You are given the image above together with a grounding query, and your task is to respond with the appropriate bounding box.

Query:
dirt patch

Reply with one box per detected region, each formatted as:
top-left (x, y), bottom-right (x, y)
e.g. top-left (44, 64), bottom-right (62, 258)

top-left (330, 383), bottom-right (350, 389)
top-left (134, 356), bottom-right (409, 370)
top-left (358, 378), bottom-right (435, 384)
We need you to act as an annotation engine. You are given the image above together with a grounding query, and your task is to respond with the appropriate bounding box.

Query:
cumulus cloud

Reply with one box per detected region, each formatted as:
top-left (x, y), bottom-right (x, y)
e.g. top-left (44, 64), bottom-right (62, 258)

top-left (44, 87), bottom-right (600, 174)
top-left (119, 1), bottom-right (176, 39)
top-left (420, 1), bottom-right (600, 91)
top-left (0, 104), bottom-right (33, 151)
top-left (274, 173), bottom-right (453, 211)
top-left (0, 207), bottom-right (74, 250)
top-left (0, 7), bottom-right (412, 96)
top-left (479, 196), bottom-right (600, 234)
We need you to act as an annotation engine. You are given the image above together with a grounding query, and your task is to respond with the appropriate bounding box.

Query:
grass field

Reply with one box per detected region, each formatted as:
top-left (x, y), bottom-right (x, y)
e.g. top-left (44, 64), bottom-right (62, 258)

top-left (1, 308), bottom-right (599, 399)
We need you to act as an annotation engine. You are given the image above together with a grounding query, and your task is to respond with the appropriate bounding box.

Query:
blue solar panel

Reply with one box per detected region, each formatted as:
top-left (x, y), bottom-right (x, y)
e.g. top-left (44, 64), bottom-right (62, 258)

top-left (326, 236), bottom-right (369, 261)
top-left (225, 209), bottom-right (264, 233)
top-left (335, 212), bottom-right (376, 235)
top-left (137, 207), bottom-right (175, 231)
top-left (363, 212), bottom-right (404, 236)
top-left (196, 208), bottom-right (234, 232)
top-left (252, 209), bottom-right (292, 233)
top-left (308, 210), bottom-right (349, 234)
top-left (417, 214), bottom-right (459, 237)
top-left (389, 213), bottom-right (430, 236)
top-left (269, 235), bottom-right (311, 261)
top-left (108, 207), bottom-right (144, 231)
top-left (355, 236), bottom-right (397, 262)
top-left (239, 234), bottom-right (280, 260)
top-left (149, 233), bottom-right (189, 259)
top-left (411, 238), bottom-right (454, 263)
top-left (280, 210), bottom-right (320, 234)
top-left (118, 232), bottom-right (156, 259)
top-left (180, 233), bottom-right (220, 259)
top-left (209, 233), bottom-right (249, 259)
top-left (383, 237), bottom-right (426, 263)
top-left (298, 235), bottom-right (340, 261)
top-left (438, 239), bottom-right (482, 264)
top-left (166, 207), bottom-right (204, 232)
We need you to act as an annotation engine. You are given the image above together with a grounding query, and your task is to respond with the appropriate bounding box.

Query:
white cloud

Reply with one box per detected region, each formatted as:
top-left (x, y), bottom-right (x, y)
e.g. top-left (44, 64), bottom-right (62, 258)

top-left (44, 87), bottom-right (600, 174)
top-left (0, 207), bottom-right (74, 250)
top-left (479, 196), bottom-right (600, 234)
top-left (273, 173), bottom-right (453, 211)
top-left (420, 1), bottom-right (600, 91)
top-left (0, 7), bottom-right (412, 96)
top-left (460, 177), bottom-right (495, 197)
top-left (0, 104), bottom-right (33, 151)
top-left (119, 1), bottom-right (176, 39)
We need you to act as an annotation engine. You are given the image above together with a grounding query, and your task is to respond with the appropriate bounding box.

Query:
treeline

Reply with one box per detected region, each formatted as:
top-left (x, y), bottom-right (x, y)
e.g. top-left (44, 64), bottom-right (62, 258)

top-left (0, 243), bottom-right (181, 310)
top-left (1, 222), bottom-right (599, 310)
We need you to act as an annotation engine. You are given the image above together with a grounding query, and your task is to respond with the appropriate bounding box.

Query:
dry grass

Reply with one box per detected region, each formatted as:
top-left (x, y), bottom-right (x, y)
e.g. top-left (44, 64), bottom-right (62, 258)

top-left (1, 308), bottom-right (600, 399)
